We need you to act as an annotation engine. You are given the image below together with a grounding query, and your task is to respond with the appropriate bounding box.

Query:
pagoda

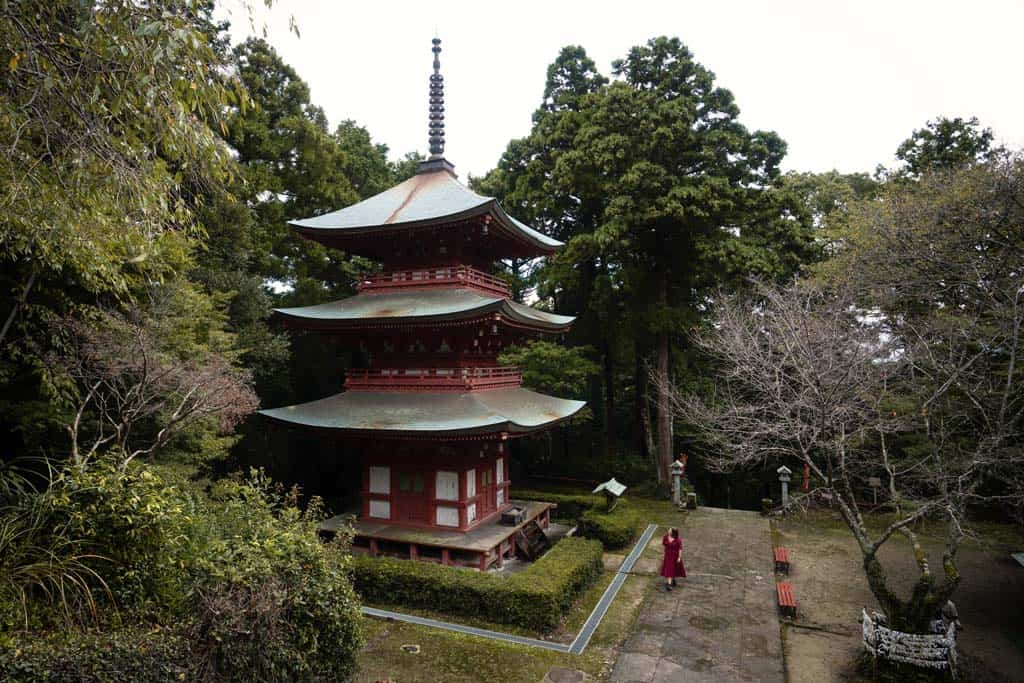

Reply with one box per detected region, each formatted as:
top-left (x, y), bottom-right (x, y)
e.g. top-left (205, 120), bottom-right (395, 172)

top-left (260, 39), bottom-right (584, 570)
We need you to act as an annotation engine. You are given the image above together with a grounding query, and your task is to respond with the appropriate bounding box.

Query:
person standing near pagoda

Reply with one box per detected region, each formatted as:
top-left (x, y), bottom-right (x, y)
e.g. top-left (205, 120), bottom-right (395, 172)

top-left (661, 527), bottom-right (686, 590)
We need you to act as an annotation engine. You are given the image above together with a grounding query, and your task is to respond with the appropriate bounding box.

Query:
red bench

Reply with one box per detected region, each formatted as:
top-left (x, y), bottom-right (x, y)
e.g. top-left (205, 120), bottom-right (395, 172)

top-left (776, 581), bottom-right (797, 618)
top-left (773, 546), bottom-right (790, 574)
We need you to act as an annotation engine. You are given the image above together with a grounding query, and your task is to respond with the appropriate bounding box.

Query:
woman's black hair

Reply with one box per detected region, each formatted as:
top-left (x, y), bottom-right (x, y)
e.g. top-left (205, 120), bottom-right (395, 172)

top-left (670, 527), bottom-right (679, 539)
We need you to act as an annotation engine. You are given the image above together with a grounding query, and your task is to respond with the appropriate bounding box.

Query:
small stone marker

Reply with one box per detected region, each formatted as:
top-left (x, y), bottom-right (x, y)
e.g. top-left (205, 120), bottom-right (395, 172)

top-left (401, 644), bottom-right (420, 654)
top-left (543, 667), bottom-right (588, 683)
top-left (868, 476), bottom-right (882, 505)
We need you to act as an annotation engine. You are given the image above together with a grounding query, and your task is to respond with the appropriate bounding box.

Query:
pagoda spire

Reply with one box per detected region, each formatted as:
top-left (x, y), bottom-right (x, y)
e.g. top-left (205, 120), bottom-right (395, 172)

top-left (428, 37), bottom-right (445, 159)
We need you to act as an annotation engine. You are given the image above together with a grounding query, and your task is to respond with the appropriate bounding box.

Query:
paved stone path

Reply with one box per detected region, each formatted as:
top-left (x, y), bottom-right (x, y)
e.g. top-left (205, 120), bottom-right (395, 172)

top-left (610, 507), bottom-right (785, 683)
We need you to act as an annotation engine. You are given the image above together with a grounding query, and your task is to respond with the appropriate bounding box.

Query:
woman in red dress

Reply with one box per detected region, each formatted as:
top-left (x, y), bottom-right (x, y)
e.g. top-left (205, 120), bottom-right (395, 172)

top-left (661, 527), bottom-right (686, 590)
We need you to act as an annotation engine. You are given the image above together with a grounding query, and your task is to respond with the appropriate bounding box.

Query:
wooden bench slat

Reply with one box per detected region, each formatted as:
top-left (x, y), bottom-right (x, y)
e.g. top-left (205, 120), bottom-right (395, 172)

top-left (773, 546), bottom-right (791, 574)
top-left (776, 581), bottom-right (797, 617)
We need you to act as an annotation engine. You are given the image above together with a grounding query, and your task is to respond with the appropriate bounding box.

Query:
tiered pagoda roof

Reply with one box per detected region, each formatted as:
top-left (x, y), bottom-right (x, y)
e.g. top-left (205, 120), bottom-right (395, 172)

top-left (261, 387), bottom-right (584, 438)
top-left (274, 287), bottom-right (574, 332)
top-left (259, 37), bottom-right (583, 440)
top-left (290, 167), bottom-right (562, 260)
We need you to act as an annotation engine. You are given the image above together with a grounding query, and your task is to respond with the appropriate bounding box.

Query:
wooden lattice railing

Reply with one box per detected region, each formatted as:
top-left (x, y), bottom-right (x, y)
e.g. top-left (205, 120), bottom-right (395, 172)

top-left (345, 366), bottom-right (522, 392)
top-left (357, 266), bottom-right (511, 298)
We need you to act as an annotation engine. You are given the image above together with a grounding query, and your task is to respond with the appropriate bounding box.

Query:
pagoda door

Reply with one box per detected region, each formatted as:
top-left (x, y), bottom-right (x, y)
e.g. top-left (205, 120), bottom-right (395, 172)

top-left (394, 470), bottom-right (429, 525)
top-left (477, 465), bottom-right (494, 517)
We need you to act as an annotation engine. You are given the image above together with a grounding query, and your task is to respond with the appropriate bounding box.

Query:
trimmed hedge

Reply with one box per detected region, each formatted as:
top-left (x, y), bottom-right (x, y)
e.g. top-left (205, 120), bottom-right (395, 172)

top-left (577, 499), bottom-right (644, 550)
top-left (1, 627), bottom-right (190, 682)
top-left (349, 536), bottom-right (603, 632)
top-left (510, 489), bottom-right (601, 521)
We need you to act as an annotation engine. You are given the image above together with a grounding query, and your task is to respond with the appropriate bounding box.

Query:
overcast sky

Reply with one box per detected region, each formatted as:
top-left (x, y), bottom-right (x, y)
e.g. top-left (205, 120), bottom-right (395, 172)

top-left (221, 0), bottom-right (1024, 180)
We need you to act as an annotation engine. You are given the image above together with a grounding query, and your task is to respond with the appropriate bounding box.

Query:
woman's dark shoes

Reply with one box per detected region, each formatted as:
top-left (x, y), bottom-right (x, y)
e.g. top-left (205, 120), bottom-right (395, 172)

top-left (666, 584), bottom-right (673, 591)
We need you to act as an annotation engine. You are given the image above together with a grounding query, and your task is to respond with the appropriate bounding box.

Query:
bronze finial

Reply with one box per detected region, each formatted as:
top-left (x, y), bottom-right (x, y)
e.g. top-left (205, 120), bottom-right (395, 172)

top-left (428, 37), bottom-right (445, 159)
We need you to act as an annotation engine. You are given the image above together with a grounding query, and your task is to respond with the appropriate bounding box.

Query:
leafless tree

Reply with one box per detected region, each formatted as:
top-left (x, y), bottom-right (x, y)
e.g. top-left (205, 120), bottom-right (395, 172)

top-left (656, 282), bottom-right (964, 631)
top-left (54, 311), bottom-right (259, 469)
top-left (660, 158), bottom-right (1024, 633)
top-left (837, 158), bottom-right (1024, 519)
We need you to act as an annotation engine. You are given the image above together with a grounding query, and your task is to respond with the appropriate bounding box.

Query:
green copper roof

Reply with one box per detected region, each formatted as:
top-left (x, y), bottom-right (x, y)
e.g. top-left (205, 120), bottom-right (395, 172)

top-left (274, 288), bottom-right (574, 331)
top-left (259, 387), bottom-right (585, 436)
top-left (289, 168), bottom-right (562, 253)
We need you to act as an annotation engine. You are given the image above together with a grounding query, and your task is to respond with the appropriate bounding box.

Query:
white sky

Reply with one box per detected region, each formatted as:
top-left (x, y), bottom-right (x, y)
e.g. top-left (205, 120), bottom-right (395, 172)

top-left (222, 0), bottom-right (1024, 180)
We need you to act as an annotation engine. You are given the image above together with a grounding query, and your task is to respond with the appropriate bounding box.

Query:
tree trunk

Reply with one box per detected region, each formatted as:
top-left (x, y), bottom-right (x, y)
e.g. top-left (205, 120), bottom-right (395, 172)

top-left (654, 270), bottom-right (673, 483)
top-left (0, 269), bottom-right (38, 349)
top-left (636, 352), bottom-right (658, 477)
top-left (602, 335), bottom-right (614, 458)
top-left (862, 553), bottom-right (959, 632)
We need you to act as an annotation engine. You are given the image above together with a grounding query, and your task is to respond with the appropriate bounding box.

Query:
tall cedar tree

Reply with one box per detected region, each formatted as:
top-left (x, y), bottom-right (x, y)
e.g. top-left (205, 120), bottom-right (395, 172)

top-left (479, 38), bottom-right (815, 479)
top-left (473, 46), bottom-right (616, 452)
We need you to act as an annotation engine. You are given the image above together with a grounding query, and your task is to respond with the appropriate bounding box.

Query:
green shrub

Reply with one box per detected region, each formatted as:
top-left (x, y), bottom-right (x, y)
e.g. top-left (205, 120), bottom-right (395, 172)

top-left (350, 536), bottom-right (603, 632)
top-left (577, 500), bottom-right (643, 550)
top-left (510, 489), bottom-right (601, 520)
top-left (0, 483), bottom-right (109, 636)
top-left (0, 626), bottom-right (190, 682)
top-left (189, 473), bottom-right (364, 682)
top-left (43, 456), bottom-right (198, 616)
top-left (5, 464), bottom-right (364, 682)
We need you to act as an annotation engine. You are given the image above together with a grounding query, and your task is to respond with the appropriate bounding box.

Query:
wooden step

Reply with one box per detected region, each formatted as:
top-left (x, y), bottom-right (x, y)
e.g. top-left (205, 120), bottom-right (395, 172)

top-left (514, 519), bottom-right (551, 561)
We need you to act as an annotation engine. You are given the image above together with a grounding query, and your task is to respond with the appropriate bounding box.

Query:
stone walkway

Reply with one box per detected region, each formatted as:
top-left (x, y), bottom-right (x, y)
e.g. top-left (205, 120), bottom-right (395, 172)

top-left (610, 507), bottom-right (785, 683)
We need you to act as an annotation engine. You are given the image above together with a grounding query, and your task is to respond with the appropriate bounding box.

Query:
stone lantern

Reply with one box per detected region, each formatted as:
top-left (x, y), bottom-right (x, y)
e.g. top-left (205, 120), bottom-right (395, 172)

top-left (671, 459), bottom-right (685, 507)
top-left (777, 465), bottom-right (793, 508)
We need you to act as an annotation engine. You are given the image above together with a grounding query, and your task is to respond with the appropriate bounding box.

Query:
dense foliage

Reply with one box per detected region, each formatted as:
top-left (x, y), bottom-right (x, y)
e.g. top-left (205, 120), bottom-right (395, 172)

top-left (3, 627), bottom-right (191, 683)
top-left (2, 461), bottom-right (363, 680)
top-left (349, 536), bottom-right (603, 632)
top-left (189, 475), bottom-right (363, 681)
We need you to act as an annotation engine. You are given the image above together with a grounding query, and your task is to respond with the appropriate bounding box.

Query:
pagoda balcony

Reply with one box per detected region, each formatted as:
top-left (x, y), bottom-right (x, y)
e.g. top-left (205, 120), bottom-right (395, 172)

top-left (344, 366), bottom-right (522, 392)
top-left (357, 266), bottom-right (511, 298)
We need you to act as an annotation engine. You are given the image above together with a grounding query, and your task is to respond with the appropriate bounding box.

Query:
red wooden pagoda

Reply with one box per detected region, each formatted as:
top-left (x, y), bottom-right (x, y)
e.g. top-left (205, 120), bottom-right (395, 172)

top-left (260, 39), bottom-right (583, 570)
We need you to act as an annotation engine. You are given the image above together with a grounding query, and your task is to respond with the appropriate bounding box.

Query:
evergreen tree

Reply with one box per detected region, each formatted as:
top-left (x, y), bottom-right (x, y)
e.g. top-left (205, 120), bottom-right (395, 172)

top-left (483, 38), bottom-right (815, 480)
top-left (895, 116), bottom-right (996, 176)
